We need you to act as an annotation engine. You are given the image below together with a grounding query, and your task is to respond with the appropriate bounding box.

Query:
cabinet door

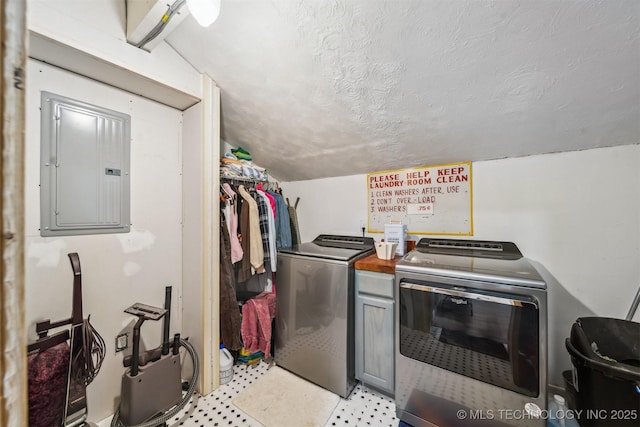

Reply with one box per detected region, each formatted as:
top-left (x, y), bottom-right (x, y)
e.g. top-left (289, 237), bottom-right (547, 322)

top-left (355, 293), bottom-right (394, 394)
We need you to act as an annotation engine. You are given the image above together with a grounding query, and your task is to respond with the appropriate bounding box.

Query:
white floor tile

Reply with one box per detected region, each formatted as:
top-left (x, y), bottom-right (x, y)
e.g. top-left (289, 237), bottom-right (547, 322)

top-left (170, 361), bottom-right (399, 426)
top-left (326, 384), bottom-right (398, 427)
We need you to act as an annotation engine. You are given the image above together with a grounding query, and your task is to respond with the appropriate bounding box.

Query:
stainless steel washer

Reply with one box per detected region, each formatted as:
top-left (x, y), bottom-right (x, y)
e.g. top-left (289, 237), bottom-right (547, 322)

top-left (395, 238), bottom-right (548, 427)
top-left (275, 235), bottom-right (375, 398)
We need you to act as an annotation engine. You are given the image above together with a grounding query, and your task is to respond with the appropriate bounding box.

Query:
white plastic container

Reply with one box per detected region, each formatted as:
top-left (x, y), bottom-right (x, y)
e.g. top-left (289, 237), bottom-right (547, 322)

top-left (547, 394), bottom-right (579, 427)
top-left (219, 344), bottom-right (234, 385)
top-left (384, 223), bottom-right (407, 256)
top-left (375, 242), bottom-right (398, 260)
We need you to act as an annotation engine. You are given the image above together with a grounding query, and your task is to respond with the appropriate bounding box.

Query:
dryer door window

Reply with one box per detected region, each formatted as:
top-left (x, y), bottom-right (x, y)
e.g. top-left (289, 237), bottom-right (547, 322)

top-left (399, 280), bottom-right (540, 397)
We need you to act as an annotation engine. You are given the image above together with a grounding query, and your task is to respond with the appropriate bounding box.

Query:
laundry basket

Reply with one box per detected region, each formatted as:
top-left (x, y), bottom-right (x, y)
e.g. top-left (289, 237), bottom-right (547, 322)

top-left (565, 317), bottom-right (640, 426)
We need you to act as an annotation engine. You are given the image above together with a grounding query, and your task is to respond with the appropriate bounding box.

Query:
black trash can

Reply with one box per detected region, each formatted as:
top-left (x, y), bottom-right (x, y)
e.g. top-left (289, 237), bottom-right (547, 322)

top-left (565, 317), bottom-right (640, 426)
top-left (563, 369), bottom-right (577, 412)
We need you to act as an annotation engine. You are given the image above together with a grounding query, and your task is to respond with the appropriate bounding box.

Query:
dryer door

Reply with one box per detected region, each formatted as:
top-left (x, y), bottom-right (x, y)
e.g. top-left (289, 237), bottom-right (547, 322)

top-left (399, 280), bottom-right (540, 397)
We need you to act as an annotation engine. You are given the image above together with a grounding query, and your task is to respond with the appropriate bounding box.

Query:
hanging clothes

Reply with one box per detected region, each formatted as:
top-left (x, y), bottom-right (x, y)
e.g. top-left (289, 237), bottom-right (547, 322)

top-left (251, 187), bottom-right (270, 263)
top-left (240, 291), bottom-right (276, 359)
top-left (287, 197), bottom-right (301, 246)
top-left (256, 185), bottom-right (277, 272)
top-left (236, 186), bottom-right (253, 283)
top-left (268, 190), bottom-right (292, 250)
top-left (238, 185), bottom-right (265, 276)
top-left (219, 216), bottom-right (242, 350)
top-left (222, 183), bottom-right (243, 264)
top-left (261, 187), bottom-right (276, 217)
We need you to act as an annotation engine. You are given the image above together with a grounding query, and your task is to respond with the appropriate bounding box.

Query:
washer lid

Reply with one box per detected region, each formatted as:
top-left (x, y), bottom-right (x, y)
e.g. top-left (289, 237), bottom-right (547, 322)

top-left (397, 239), bottom-right (545, 288)
top-left (279, 235), bottom-right (374, 261)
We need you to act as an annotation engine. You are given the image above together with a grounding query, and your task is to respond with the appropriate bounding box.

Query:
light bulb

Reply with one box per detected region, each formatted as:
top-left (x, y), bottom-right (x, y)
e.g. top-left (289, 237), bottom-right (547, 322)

top-left (186, 0), bottom-right (221, 27)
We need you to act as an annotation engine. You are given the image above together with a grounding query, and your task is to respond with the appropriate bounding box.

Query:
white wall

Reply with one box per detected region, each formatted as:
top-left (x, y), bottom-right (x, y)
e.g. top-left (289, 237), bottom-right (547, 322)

top-left (25, 59), bottom-right (184, 422)
top-left (282, 144), bottom-right (640, 387)
top-left (27, 0), bottom-right (201, 100)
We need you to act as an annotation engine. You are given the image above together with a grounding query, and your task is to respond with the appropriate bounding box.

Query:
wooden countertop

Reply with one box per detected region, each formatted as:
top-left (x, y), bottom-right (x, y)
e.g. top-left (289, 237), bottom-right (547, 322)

top-left (355, 253), bottom-right (402, 275)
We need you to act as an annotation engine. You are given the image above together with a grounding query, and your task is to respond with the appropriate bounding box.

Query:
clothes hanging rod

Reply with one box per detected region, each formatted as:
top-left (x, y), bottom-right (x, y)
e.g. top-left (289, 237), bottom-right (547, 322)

top-left (220, 175), bottom-right (269, 183)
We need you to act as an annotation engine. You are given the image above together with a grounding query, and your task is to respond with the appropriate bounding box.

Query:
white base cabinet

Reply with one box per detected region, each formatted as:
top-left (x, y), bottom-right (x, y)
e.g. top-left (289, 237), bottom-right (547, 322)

top-left (355, 270), bottom-right (395, 395)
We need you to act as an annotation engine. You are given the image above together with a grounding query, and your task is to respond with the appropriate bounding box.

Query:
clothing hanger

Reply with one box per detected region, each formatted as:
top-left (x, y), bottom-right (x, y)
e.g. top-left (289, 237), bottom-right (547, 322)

top-left (221, 183), bottom-right (236, 199)
top-left (220, 184), bottom-right (230, 203)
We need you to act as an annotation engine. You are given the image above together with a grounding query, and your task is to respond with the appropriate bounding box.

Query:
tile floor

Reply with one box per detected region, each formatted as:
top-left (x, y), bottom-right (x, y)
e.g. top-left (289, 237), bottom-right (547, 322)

top-left (169, 361), bottom-right (399, 427)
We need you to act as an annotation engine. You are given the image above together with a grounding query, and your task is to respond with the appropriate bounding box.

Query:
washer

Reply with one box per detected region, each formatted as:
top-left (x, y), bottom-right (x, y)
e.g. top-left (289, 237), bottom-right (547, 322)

top-left (275, 234), bottom-right (375, 398)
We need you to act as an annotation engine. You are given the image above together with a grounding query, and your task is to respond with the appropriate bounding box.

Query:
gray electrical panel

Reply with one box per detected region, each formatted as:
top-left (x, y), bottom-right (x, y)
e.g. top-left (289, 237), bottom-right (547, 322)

top-left (40, 92), bottom-right (131, 237)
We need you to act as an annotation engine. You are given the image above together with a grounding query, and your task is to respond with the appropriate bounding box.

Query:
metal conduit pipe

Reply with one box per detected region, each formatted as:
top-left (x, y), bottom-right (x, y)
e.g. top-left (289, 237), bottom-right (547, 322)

top-left (135, 0), bottom-right (187, 49)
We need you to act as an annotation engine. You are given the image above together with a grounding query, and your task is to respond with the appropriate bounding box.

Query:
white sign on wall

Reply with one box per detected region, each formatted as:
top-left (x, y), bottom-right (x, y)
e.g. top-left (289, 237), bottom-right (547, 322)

top-left (367, 162), bottom-right (473, 235)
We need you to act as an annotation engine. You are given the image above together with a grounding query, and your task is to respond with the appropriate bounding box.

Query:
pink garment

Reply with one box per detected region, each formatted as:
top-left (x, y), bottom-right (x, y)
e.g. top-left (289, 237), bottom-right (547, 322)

top-left (222, 183), bottom-right (243, 264)
top-left (241, 291), bottom-right (276, 358)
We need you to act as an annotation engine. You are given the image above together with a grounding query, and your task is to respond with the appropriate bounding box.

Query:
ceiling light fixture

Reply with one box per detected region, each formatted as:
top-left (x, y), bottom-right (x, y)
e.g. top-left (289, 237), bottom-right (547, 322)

top-left (186, 0), bottom-right (221, 27)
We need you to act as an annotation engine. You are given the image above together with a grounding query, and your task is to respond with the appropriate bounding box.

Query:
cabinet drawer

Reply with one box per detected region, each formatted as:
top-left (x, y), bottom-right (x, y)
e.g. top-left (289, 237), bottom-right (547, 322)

top-left (356, 270), bottom-right (394, 298)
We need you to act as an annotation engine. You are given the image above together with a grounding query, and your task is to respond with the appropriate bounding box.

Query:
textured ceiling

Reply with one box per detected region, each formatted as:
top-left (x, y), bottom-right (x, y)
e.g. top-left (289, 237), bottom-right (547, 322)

top-left (166, 0), bottom-right (640, 181)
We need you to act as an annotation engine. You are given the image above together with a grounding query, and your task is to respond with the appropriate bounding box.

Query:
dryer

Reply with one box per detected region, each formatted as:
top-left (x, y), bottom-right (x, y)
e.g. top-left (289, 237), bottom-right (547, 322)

top-left (395, 238), bottom-right (548, 427)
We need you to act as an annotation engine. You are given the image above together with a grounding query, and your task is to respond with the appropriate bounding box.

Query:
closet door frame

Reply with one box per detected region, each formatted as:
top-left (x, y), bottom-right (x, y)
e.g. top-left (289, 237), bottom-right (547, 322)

top-left (203, 76), bottom-right (221, 392)
top-left (1, 0), bottom-right (28, 425)
top-left (182, 75), bottom-right (220, 394)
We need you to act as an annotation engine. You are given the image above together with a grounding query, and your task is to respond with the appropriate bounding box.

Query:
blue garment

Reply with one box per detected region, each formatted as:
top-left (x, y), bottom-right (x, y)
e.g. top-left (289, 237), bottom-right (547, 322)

top-left (268, 191), bottom-right (292, 249)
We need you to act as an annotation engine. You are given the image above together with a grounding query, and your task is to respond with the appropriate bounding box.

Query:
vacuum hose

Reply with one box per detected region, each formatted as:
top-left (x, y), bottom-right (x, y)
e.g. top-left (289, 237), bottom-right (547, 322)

top-left (110, 338), bottom-right (200, 427)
